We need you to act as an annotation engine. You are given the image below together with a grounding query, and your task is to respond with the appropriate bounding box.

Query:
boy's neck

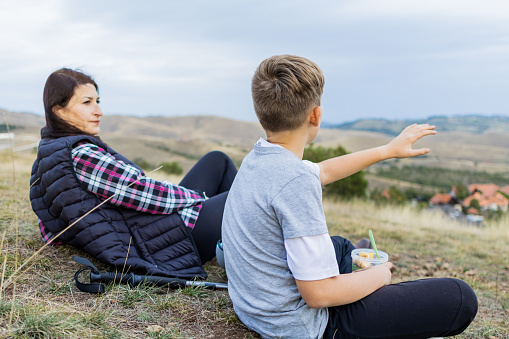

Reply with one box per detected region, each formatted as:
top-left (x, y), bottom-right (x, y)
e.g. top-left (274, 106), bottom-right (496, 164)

top-left (265, 127), bottom-right (311, 160)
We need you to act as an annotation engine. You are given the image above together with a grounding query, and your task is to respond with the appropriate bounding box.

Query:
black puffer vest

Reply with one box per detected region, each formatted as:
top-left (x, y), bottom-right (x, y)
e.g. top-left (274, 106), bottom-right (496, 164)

top-left (30, 135), bottom-right (206, 279)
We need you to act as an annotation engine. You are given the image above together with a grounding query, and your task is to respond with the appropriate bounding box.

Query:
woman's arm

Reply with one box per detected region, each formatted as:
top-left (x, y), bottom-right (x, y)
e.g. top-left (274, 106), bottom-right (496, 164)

top-left (72, 143), bottom-right (205, 215)
top-left (318, 124), bottom-right (436, 186)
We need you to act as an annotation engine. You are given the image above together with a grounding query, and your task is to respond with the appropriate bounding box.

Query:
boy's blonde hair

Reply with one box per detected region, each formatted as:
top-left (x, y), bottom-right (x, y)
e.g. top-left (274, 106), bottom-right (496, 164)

top-left (251, 55), bottom-right (324, 132)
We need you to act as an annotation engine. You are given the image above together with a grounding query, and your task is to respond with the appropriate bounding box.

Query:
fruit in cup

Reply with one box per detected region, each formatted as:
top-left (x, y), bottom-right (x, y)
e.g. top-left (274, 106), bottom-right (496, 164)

top-left (354, 251), bottom-right (375, 269)
top-left (359, 251), bottom-right (375, 259)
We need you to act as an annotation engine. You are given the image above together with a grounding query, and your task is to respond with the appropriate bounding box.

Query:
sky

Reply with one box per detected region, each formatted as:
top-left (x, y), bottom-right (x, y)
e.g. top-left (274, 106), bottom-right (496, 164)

top-left (1, 0), bottom-right (509, 124)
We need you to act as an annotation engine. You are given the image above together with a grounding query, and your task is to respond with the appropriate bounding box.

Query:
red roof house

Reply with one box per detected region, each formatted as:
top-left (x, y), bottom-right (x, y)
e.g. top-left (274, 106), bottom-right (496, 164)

top-left (468, 184), bottom-right (500, 199)
top-left (430, 193), bottom-right (457, 206)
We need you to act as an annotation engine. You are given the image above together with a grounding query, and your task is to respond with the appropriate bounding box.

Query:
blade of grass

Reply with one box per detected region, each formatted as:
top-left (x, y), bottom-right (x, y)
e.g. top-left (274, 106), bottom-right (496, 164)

top-left (2, 111), bottom-right (15, 183)
top-left (1, 166), bottom-right (163, 292)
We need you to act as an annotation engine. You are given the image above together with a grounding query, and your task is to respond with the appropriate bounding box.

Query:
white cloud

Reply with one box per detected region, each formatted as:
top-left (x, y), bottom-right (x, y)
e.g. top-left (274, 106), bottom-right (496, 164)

top-left (1, 0), bottom-right (509, 121)
top-left (332, 0), bottom-right (509, 22)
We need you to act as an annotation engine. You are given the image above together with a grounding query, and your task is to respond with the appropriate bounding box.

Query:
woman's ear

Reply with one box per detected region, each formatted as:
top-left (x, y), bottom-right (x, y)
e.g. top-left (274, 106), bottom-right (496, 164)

top-left (52, 105), bottom-right (64, 118)
top-left (309, 106), bottom-right (323, 127)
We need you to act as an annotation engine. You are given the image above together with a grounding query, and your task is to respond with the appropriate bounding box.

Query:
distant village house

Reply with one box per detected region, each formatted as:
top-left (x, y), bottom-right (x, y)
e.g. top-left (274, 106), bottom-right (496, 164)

top-left (430, 183), bottom-right (509, 215)
top-left (429, 193), bottom-right (459, 206)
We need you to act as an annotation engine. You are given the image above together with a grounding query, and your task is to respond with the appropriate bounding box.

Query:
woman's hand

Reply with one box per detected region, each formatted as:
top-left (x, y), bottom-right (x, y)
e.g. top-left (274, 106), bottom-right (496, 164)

top-left (383, 124), bottom-right (437, 159)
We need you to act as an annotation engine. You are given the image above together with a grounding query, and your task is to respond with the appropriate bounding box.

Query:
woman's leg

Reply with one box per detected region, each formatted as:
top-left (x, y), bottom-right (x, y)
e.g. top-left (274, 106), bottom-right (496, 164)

top-left (179, 151), bottom-right (237, 196)
top-left (181, 152), bottom-right (236, 263)
top-left (323, 277), bottom-right (477, 339)
top-left (191, 191), bottom-right (228, 264)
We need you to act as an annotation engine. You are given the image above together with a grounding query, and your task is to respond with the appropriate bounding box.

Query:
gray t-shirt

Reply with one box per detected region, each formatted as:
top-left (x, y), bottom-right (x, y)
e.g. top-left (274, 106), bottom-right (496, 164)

top-left (222, 142), bottom-right (329, 339)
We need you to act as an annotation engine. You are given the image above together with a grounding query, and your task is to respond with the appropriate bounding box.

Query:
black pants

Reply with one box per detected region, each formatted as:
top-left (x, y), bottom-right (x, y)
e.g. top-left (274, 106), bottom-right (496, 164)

top-left (325, 236), bottom-right (478, 339)
top-left (179, 151), bottom-right (237, 264)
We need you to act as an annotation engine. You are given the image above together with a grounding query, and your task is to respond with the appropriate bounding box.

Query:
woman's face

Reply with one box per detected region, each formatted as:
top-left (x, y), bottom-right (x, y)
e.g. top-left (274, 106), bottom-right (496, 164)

top-left (55, 84), bottom-right (103, 135)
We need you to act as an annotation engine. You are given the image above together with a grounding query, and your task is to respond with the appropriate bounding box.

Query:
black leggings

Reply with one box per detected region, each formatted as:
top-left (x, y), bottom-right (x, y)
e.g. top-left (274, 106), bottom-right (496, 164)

top-left (325, 236), bottom-right (478, 339)
top-left (179, 151), bottom-right (237, 264)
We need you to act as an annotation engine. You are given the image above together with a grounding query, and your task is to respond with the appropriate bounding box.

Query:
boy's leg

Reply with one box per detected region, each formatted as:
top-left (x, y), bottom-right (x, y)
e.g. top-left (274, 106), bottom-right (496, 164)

top-left (323, 277), bottom-right (478, 339)
top-left (330, 235), bottom-right (356, 274)
top-left (179, 151), bottom-right (237, 196)
top-left (191, 191), bottom-right (228, 264)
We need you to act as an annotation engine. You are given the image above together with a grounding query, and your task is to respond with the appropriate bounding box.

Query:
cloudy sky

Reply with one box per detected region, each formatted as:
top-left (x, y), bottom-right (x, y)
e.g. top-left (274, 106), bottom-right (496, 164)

top-left (1, 0), bottom-right (509, 124)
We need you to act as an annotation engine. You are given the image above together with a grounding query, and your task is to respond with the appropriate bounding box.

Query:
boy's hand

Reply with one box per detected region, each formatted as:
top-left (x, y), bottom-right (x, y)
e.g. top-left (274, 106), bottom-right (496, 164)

top-left (317, 124), bottom-right (435, 185)
top-left (352, 261), bottom-right (396, 273)
top-left (384, 124), bottom-right (437, 159)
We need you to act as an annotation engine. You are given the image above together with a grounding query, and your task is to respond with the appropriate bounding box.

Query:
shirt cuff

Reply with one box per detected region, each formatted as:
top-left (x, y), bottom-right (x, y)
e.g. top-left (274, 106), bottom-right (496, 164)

top-left (285, 233), bottom-right (339, 281)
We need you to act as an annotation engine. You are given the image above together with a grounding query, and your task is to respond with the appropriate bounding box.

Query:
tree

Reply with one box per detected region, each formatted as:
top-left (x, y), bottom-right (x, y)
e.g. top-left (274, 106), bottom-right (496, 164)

top-left (454, 184), bottom-right (469, 200)
top-left (303, 144), bottom-right (368, 199)
top-left (403, 187), bottom-right (433, 202)
top-left (159, 161), bottom-right (183, 175)
top-left (133, 157), bottom-right (153, 170)
top-left (387, 186), bottom-right (406, 205)
top-left (469, 198), bottom-right (481, 212)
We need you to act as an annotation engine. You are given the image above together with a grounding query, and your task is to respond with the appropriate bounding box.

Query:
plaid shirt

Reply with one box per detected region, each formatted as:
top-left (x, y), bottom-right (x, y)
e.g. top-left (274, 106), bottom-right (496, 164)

top-left (39, 142), bottom-right (205, 244)
top-left (72, 142), bottom-right (205, 227)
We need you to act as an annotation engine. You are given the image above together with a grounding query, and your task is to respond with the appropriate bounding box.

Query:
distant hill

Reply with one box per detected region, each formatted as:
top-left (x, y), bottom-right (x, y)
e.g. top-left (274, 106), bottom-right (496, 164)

top-left (3, 109), bottom-right (509, 174)
top-left (0, 108), bottom-right (46, 134)
top-left (0, 110), bottom-right (266, 170)
top-left (0, 109), bottom-right (264, 145)
top-left (5, 110), bottom-right (508, 139)
top-left (327, 115), bottom-right (509, 135)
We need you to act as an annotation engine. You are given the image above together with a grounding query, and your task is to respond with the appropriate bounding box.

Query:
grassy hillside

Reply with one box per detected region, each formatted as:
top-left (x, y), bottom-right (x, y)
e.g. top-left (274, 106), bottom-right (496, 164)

top-left (3, 109), bottom-right (509, 195)
top-left (0, 150), bottom-right (507, 338)
top-left (331, 115), bottom-right (509, 135)
top-left (4, 111), bottom-right (509, 173)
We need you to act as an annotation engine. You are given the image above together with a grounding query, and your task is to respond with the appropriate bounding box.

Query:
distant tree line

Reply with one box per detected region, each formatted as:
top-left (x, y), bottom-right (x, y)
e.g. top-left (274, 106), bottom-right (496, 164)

top-left (303, 144), bottom-right (368, 199)
top-left (0, 124), bottom-right (21, 133)
top-left (133, 158), bottom-right (183, 175)
top-left (144, 142), bottom-right (201, 160)
top-left (374, 165), bottom-right (509, 188)
top-left (370, 186), bottom-right (434, 207)
top-left (330, 115), bottom-right (509, 135)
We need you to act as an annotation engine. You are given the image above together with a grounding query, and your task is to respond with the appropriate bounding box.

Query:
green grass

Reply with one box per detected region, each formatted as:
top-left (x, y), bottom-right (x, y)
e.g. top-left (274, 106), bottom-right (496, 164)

top-left (1, 151), bottom-right (508, 338)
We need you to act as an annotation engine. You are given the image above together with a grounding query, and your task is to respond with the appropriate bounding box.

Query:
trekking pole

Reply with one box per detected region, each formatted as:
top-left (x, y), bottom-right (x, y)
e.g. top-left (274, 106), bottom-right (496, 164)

top-left (73, 256), bottom-right (227, 294)
top-left (90, 271), bottom-right (228, 290)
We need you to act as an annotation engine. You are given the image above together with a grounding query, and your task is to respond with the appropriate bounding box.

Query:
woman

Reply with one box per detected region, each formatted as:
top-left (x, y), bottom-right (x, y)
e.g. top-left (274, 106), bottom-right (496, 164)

top-left (30, 68), bottom-right (237, 279)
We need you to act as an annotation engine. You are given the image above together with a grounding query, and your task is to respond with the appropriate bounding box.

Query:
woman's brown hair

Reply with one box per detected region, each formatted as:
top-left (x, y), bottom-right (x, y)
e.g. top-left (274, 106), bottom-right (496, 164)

top-left (42, 68), bottom-right (99, 139)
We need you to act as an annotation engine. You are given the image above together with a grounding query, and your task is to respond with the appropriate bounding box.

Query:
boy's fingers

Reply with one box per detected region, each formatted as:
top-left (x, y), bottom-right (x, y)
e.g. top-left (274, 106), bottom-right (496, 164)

top-left (402, 123), bottom-right (417, 132)
top-left (406, 124), bottom-right (435, 133)
top-left (403, 125), bottom-right (436, 143)
top-left (400, 124), bottom-right (436, 141)
top-left (410, 148), bottom-right (430, 156)
top-left (414, 129), bottom-right (437, 140)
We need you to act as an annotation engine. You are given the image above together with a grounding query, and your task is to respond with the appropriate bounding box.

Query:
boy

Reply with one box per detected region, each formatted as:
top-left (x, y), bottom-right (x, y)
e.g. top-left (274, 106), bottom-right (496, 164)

top-left (222, 55), bottom-right (477, 339)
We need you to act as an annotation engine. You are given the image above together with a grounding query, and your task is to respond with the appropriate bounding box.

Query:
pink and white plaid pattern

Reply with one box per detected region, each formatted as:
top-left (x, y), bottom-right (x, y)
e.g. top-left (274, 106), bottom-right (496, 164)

top-left (71, 143), bottom-right (205, 228)
top-left (40, 142), bottom-right (205, 244)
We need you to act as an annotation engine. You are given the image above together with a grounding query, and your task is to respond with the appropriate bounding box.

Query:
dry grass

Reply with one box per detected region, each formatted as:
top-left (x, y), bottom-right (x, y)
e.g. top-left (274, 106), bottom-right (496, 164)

top-left (324, 199), bottom-right (509, 338)
top-left (0, 149), bottom-right (507, 338)
top-left (0, 151), bottom-right (257, 338)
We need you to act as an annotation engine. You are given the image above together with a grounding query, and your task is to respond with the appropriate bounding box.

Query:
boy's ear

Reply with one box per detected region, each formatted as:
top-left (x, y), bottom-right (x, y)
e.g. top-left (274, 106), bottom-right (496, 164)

top-left (309, 106), bottom-right (322, 127)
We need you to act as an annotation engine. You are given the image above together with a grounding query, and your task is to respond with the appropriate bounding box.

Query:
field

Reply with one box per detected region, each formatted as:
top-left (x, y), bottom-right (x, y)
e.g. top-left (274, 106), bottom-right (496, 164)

top-left (0, 148), bottom-right (507, 338)
top-left (4, 110), bottom-right (509, 175)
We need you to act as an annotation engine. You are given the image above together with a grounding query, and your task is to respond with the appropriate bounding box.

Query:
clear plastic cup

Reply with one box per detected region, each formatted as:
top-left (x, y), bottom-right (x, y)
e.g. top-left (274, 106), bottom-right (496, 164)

top-left (351, 248), bottom-right (389, 271)
top-left (216, 240), bottom-right (225, 269)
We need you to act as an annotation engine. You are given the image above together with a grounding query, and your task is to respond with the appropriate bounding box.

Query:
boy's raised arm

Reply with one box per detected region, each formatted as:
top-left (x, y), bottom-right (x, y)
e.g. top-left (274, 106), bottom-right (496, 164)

top-left (318, 124), bottom-right (436, 186)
